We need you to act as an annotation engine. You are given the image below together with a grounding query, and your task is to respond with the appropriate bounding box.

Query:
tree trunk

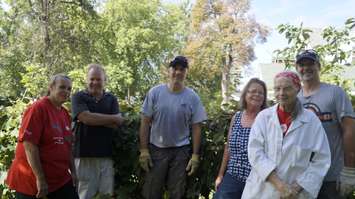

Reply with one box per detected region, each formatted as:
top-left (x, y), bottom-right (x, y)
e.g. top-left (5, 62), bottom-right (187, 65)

top-left (41, 0), bottom-right (50, 68)
top-left (221, 46), bottom-right (233, 108)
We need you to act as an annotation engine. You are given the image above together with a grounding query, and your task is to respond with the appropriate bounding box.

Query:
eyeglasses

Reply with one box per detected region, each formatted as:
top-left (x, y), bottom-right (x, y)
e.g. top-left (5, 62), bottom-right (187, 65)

top-left (247, 90), bottom-right (264, 96)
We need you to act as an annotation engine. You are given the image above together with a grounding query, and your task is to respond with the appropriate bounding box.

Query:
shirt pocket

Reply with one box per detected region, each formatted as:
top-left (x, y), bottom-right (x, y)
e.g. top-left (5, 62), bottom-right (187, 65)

top-left (292, 145), bottom-right (313, 168)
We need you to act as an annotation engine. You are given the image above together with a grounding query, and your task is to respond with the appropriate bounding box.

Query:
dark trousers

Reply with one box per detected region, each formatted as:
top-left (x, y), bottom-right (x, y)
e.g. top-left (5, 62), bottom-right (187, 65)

top-left (214, 172), bottom-right (245, 199)
top-left (142, 144), bottom-right (190, 199)
top-left (16, 180), bottom-right (79, 199)
top-left (317, 181), bottom-right (342, 199)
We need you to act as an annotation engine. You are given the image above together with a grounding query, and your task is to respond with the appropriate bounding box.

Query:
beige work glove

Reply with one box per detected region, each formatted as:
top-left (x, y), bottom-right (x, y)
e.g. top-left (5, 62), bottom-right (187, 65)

top-left (186, 154), bottom-right (199, 176)
top-left (139, 149), bottom-right (153, 172)
top-left (337, 167), bottom-right (355, 197)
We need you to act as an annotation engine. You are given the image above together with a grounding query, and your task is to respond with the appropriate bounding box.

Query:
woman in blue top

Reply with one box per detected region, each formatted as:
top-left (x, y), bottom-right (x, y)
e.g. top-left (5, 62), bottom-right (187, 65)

top-left (214, 78), bottom-right (267, 199)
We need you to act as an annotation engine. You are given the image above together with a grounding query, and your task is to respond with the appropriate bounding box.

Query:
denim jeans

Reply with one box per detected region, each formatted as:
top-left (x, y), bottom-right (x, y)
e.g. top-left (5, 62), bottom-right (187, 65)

top-left (214, 172), bottom-right (245, 199)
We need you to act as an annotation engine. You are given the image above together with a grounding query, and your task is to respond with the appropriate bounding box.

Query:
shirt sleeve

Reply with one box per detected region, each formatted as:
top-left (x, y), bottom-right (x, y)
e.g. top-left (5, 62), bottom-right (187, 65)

top-left (111, 95), bottom-right (119, 114)
top-left (141, 89), bottom-right (154, 117)
top-left (334, 86), bottom-right (355, 120)
top-left (71, 92), bottom-right (89, 121)
top-left (18, 103), bottom-right (45, 145)
top-left (248, 112), bottom-right (277, 181)
top-left (296, 116), bottom-right (331, 198)
top-left (191, 94), bottom-right (207, 124)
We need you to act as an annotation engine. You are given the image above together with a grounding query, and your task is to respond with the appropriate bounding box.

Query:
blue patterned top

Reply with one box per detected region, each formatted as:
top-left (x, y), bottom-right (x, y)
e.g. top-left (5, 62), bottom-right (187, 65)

top-left (226, 111), bottom-right (252, 182)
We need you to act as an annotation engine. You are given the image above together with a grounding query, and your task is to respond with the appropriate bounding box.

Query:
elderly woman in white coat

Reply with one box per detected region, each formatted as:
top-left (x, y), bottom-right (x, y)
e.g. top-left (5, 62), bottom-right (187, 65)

top-left (241, 71), bottom-right (331, 199)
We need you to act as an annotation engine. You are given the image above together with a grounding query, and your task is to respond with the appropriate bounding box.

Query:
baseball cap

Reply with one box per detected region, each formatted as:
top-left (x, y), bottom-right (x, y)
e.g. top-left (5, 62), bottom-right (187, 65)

top-left (169, 56), bottom-right (188, 68)
top-left (296, 49), bottom-right (320, 64)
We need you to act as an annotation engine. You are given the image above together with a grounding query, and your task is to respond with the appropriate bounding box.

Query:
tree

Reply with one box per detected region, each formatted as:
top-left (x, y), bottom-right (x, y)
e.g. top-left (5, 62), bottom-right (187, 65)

top-left (184, 0), bottom-right (268, 108)
top-left (274, 18), bottom-right (355, 93)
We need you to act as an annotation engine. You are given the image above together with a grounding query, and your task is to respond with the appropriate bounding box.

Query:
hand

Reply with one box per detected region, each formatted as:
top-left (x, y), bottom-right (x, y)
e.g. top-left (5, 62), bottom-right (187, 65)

top-left (114, 113), bottom-right (125, 126)
top-left (289, 182), bottom-right (303, 198)
top-left (275, 181), bottom-right (294, 199)
top-left (337, 167), bottom-right (355, 197)
top-left (36, 177), bottom-right (48, 198)
top-left (139, 149), bottom-right (153, 172)
top-left (215, 175), bottom-right (223, 190)
top-left (186, 154), bottom-right (199, 176)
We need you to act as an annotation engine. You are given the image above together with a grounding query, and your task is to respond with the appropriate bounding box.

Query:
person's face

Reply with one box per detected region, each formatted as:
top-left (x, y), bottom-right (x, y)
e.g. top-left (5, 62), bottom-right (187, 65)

top-left (245, 83), bottom-right (265, 109)
top-left (296, 59), bottom-right (320, 82)
top-left (168, 65), bottom-right (187, 84)
top-left (49, 78), bottom-right (72, 104)
top-left (87, 69), bottom-right (105, 94)
top-left (274, 77), bottom-right (299, 108)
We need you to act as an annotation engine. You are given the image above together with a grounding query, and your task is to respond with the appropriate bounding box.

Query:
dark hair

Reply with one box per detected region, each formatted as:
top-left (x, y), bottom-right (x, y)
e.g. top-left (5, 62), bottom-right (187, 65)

top-left (240, 78), bottom-right (267, 110)
top-left (47, 74), bottom-right (71, 96)
top-left (169, 56), bottom-right (188, 68)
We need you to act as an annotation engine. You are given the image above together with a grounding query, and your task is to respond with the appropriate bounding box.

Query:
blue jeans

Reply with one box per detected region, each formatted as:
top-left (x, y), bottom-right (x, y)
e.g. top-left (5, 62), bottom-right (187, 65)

top-left (214, 172), bottom-right (245, 199)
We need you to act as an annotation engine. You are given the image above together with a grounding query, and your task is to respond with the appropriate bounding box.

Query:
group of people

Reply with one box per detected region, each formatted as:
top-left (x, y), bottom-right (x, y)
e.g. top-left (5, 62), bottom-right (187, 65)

top-left (3, 50), bottom-right (355, 199)
top-left (214, 50), bottom-right (355, 199)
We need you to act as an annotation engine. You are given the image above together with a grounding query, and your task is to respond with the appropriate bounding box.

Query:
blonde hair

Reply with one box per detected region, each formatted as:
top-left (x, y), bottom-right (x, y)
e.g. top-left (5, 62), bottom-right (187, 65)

top-left (87, 63), bottom-right (107, 81)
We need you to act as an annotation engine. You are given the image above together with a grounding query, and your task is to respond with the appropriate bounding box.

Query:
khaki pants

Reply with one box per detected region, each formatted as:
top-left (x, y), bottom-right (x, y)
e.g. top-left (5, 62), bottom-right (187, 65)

top-left (142, 144), bottom-right (191, 199)
top-left (75, 158), bottom-right (114, 199)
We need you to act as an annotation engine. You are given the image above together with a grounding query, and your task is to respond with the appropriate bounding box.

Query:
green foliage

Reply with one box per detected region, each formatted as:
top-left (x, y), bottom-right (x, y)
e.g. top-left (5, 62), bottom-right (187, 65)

top-left (274, 17), bottom-right (355, 95)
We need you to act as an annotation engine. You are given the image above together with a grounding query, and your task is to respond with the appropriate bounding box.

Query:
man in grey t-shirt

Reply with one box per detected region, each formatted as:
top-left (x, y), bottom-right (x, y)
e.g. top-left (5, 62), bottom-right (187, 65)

top-left (296, 49), bottom-right (355, 199)
top-left (139, 56), bottom-right (207, 199)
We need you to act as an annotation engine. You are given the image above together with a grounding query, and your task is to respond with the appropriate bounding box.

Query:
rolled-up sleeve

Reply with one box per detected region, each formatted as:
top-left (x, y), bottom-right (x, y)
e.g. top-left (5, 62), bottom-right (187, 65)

top-left (248, 113), bottom-right (277, 181)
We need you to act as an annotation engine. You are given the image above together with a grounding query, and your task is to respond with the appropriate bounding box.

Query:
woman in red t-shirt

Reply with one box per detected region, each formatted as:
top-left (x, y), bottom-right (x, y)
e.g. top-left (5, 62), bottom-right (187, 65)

top-left (6, 74), bottom-right (79, 199)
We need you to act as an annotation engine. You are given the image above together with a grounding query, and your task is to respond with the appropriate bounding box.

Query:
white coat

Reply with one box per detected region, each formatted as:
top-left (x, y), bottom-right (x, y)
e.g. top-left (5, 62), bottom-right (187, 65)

top-left (241, 104), bottom-right (331, 199)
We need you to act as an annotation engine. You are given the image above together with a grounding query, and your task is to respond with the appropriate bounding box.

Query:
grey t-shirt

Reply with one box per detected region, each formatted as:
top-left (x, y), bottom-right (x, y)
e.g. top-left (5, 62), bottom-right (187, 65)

top-left (298, 83), bottom-right (355, 181)
top-left (141, 84), bottom-right (207, 148)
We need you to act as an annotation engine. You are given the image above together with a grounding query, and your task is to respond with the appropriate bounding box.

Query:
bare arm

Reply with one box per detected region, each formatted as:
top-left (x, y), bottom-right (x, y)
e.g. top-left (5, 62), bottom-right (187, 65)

top-left (77, 111), bottom-right (123, 127)
top-left (191, 123), bottom-right (202, 155)
top-left (217, 115), bottom-right (236, 178)
top-left (139, 115), bottom-right (152, 149)
top-left (342, 117), bottom-right (355, 167)
top-left (23, 141), bottom-right (48, 197)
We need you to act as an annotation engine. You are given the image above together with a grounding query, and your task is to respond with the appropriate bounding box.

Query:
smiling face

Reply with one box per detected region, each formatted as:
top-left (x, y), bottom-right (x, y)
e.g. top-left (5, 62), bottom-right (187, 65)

top-left (274, 76), bottom-right (299, 109)
top-left (245, 82), bottom-right (265, 110)
top-left (296, 58), bottom-right (320, 82)
top-left (168, 65), bottom-right (187, 85)
top-left (49, 77), bottom-right (72, 105)
top-left (87, 68), bottom-right (106, 95)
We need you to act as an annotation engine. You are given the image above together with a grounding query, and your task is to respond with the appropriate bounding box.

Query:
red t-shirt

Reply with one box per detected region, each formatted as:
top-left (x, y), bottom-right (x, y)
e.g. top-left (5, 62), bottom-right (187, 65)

top-left (6, 97), bottom-right (73, 195)
top-left (277, 105), bottom-right (292, 136)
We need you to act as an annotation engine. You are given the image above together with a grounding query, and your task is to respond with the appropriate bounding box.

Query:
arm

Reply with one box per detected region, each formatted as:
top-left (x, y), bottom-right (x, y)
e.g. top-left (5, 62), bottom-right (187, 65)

top-left (69, 152), bottom-right (77, 187)
top-left (342, 117), bottom-right (355, 167)
top-left (295, 119), bottom-right (331, 198)
top-left (191, 123), bottom-right (202, 155)
top-left (216, 115), bottom-right (235, 183)
top-left (247, 114), bottom-right (276, 181)
top-left (139, 115), bottom-right (152, 150)
top-left (23, 141), bottom-right (48, 198)
top-left (77, 111), bottom-right (123, 127)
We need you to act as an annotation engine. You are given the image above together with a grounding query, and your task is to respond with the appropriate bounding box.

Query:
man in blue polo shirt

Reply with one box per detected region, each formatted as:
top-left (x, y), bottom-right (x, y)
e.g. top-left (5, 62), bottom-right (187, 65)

top-left (72, 64), bottom-right (124, 199)
top-left (139, 56), bottom-right (207, 199)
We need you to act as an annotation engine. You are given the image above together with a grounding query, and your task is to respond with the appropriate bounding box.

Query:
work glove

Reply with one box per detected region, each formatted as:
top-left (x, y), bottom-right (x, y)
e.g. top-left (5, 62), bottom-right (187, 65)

top-left (186, 154), bottom-right (199, 176)
top-left (337, 167), bottom-right (355, 197)
top-left (139, 148), bottom-right (153, 172)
